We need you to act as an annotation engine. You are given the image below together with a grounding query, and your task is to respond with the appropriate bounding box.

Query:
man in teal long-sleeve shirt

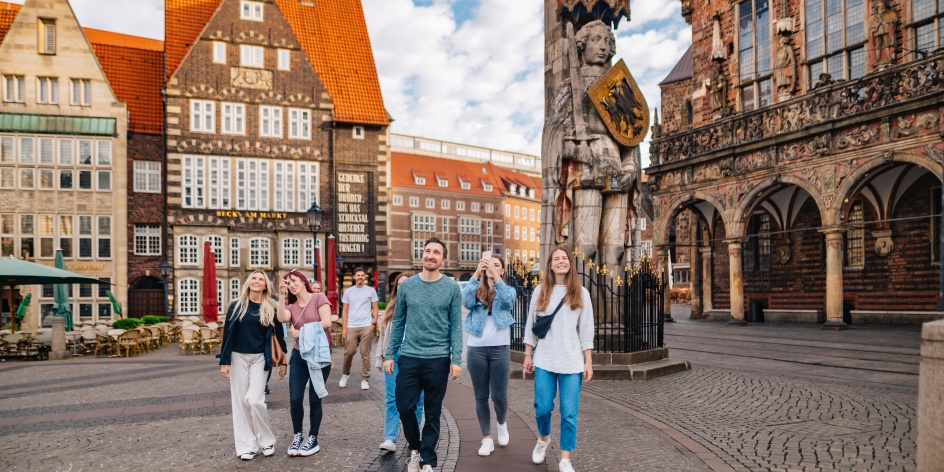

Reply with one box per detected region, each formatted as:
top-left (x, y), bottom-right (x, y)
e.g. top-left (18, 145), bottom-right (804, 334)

top-left (384, 236), bottom-right (462, 472)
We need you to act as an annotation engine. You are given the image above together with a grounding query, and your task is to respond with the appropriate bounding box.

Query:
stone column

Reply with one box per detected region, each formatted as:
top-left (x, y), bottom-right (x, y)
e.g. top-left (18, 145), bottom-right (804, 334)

top-left (700, 246), bottom-right (713, 312)
top-left (918, 319), bottom-right (944, 471)
top-left (656, 247), bottom-right (674, 322)
top-left (49, 317), bottom-right (69, 360)
top-left (691, 245), bottom-right (703, 317)
top-left (822, 228), bottom-right (848, 329)
top-left (727, 240), bottom-right (746, 325)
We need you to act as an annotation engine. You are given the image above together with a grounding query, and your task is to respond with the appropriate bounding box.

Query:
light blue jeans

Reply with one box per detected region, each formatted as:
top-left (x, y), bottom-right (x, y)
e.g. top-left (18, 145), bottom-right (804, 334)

top-left (384, 348), bottom-right (423, 442)
top-left (534, 367), bottom-right (582, 452)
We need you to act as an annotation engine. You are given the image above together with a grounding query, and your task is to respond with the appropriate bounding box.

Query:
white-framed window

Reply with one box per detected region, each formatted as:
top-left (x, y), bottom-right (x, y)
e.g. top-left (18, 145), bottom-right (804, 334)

top-left (414, 174), bottom-right (426, 185)
top-left (412, 214), bottom-right (436, 232)
top-left (19, 169), bottom-right (34, 189)
top-left (530, 250), bottom-right (536, 261)
top-left (482, 182), bottom-right (493, 192)
top-left (76, 215), bottom-right (92, 258)
top-left (273, 161), bottom-right (296, 212)
top-left (230, 278), bottom-right (241, 304)
top-left (353, 126), bottom-right (365, 139)
top-left (277, 48), bottom-right (290, 70)
top-left (304, 238), bottom-right (316, 267)
top-left (133, 225), bottom-right (161, 256)
top-left (97, 171), bottom-right (111, 191)
top-left (738, 0), bottom-right (772, 111)
top-left (505, 224), bottom-right (511, 239)
top-left (393, 195), bottom-right (403, 206)
top-left (409, 196), bottom-right (419, 207)
top-left (437, 176), bottom-right (448, 188)
top-left (37, 138), bottom-right (53, 164)
top-left (178, 234), bottom-right (199, 265)
top-left (505, 204), bottom-right (511, 217)
top-left (485, 203), bottom-right (494, 213)
top-left (460, 242), bottom-right (480, 262)
top-left (442, 217), bottom-right (449, 233)
top-left (289, 108), bottom-right (311, 139)
top-left (57, 138), bottom-right (72, 165)
top-left (514, 226), bottom-right (520, 240)
top-left (412, 240), bottom-right (424, 260)
top-left (805, 0), bottom-right (866, 83)
top-left (190, 100), bottom-right (215, 132)
top-left (914, 0), bottom-right (944, 55)
top-left (230, 237), bottom-right (240, 267)
top-left (70, 79), bottom-right (91, 106)
top-left (182, 155), bottom-right (206, 208)
top-left (486, 221), bottom-right (493, 236)
top-left (1, 136), bottom-right (14, 163)
top-left (97, 140), bottom-right (112, 166)
top-left (77, 139), bottom-right (92, 164)
top-left (456, 201), bottom-right (465, 211)
top-left (235, 158), bottom-right (269, 211)
top-left (514, 206), bottom-right (520, 218)
top-left (240, 45), bottom-right (264, 68)
top-left (282, 237), bottom-right (301, 266)
top-left (77, 170), bottom-right (92, 190)
top-left (133, 161), bottom-right (161, 193)
top-left (221, 102), bottom-right (245, 135)
top-left (39, 18), bottom-right (56, 54)
top-left (93, 217), bottom-right (110, 258)
top-left (3, 75), bottom-right (25, 103)
top-left (37, 77), bottom-right (58, 104)
top-left (514, 249), bottom-right (520, 260)
top-left (240, 1), bottom-right (264, 21)
top-left (177, 278), bottom-right (199, 315)
top-left (297, 162), bottom-right (319, 212)
top-left (530, 209), bottom-right (536, 221)
top-left (639, 218), bottom-right (647, 231)
top-left (460, 179), bottom-right (471, 190)
top-left (530, 228), bottom-right (536, 241)
top-left (249, 237), bottom-right (270, 266)
top-left (471, 202), bottom-right (480, 212)
top-left (441, 200), bottom-right (450, 210)
top-left (425, 198), bottom-right (435, 208)
top-left (38, 169), bottom-right (54, 190)
top-left (459, 217), bottom-right (480, 235)
top-left (217, 279), bottom-right (225, 315)
top-left (207, 156), bottom-right (231, 209)
top-left (505, 248), bottom-right (511, 260)
top-left (259, 106), bottom-right (283, 137)
top-left (213, 41), bottom-right (227, 63)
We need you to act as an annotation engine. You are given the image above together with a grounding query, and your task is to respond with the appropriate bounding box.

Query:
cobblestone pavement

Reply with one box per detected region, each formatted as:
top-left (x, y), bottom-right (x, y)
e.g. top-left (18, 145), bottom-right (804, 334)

top-left (0, 314), bottom-right (923, 471)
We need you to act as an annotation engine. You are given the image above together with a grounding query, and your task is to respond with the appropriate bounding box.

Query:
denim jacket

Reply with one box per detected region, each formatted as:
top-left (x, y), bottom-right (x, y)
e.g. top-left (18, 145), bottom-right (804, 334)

top-left (462, 277), bottom-right (516, 338)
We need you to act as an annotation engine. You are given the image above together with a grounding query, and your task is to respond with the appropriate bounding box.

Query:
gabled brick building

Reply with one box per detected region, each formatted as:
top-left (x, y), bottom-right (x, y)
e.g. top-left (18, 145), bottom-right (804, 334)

top-left (649, 0), bottom-right (944, 326)
top-left (163, 0), bottom-right (389, 314)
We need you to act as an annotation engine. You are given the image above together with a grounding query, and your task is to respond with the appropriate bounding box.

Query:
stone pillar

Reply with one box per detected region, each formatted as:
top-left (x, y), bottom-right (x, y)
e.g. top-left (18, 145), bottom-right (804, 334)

top-left (690, 245), bottom-right (703, 317)
top-left (49, 317), bottom-right (69, 360)
top-left (822, 229), bottom-right (848, 329)
top-left (700, 246), bottom-right (713, 312)
top-left (727, 240), bottom-right (746, 325)
top-left (656, 247), bottom-right (674, 322)
top-left (918, 319), bottom-right (944, 471)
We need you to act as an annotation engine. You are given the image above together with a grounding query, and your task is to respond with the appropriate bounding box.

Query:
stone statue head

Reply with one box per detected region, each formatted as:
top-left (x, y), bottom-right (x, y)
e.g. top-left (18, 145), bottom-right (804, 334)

top-left (575, 20), bottom-right (616, 66)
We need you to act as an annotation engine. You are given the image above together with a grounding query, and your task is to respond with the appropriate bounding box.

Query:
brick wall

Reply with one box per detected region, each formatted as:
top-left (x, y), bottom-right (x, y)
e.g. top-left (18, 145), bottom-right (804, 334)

top-left (660, 81), bottom-right (692, 135)
top-left (127, 132), bottom-right (165, 284)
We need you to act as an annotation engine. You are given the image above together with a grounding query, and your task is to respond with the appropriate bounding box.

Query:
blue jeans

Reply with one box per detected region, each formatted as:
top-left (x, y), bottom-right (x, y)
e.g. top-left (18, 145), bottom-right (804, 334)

top-left (396, 355), bottom-right (450, 469)
top-left (383, 348), bottom-right (423, 442)
top-left (534, 367), bottom-right (582, 452)
top-left (289, 348), bottom-right (331, 436)
top-left (467, 345), bottom-right (510, 436)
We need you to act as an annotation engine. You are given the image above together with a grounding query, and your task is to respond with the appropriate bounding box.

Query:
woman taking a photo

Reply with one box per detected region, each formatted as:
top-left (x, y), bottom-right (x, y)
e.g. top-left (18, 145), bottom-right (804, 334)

top-left (219, 270), bottom-right (287, 460)
top-left (523, 248), bottom-right (594, 472)
top-left (278, 269), bottom-right (333, 457)
top-left (373, 272), bottom-right (423, 453)
top-left (461, 254), bottom-right (515, 456)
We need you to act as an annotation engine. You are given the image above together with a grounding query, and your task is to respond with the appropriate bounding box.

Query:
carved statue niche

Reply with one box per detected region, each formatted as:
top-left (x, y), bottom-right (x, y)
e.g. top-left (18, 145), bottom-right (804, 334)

top-left (870, 0), bottom-right (899, 68)
top-left (710, 61), bottom-right (728, 113)
top-left (774, 36), bottom-right (796, 99)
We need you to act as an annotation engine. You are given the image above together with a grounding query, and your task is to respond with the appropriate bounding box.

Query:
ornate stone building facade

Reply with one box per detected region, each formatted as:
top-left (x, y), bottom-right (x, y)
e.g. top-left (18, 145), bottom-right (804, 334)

top-left (649, 0), bottom-right (944, 326)
top-left (164, 0), bottom-right (389, 314)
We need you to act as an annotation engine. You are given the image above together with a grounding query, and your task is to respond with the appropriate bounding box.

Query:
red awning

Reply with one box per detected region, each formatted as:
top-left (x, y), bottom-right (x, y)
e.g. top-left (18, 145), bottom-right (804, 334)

top-left (325, 235), bottom-right (339, 315)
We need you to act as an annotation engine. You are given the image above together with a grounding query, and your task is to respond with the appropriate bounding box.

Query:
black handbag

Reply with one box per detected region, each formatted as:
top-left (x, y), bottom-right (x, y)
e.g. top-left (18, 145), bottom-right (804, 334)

top-left (531, 298), bottom-right (566, 339)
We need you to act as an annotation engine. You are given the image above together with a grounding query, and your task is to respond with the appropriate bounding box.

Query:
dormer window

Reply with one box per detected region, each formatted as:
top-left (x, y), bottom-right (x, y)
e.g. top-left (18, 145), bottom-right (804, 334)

top-left (482, 181), bottom-right (493, 192)
top-left (38, 19), bottom-right (56, 55)
top-left (459, 179), bottom-right (471, 190)
top-left (413, 173), bottom-right (426, 185)
top-left (509, 184), bottom-right (517, 194)
top-left (527, 188), bottom-right (535, 199)
top-left (519, 186), bottom-right (526, 196)
top-left (437, 176), bottom-right (448, 188)
top-left (241, 1), bottom-right (264, 21)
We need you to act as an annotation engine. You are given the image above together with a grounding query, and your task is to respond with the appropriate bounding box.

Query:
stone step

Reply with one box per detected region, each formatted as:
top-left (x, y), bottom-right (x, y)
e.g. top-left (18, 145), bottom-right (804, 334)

top-left (509, 358), bottom-right (691, 381)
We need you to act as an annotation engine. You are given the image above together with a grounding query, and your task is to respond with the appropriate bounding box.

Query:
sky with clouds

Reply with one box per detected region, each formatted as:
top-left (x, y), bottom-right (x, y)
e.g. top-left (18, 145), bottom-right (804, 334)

top-left (11, 0), bottom-right (691, 168)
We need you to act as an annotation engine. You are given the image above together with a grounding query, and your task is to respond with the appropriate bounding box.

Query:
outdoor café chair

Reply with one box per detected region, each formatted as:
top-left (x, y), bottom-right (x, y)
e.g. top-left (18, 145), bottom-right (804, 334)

top-left (178, 327), bottom-right (201, 355)
top-left (198, 327), bottom-right (221, 355)
top-left (117, 330), bottom-right (142, 357)
top-left (92, 331), bottom-right (115, 357)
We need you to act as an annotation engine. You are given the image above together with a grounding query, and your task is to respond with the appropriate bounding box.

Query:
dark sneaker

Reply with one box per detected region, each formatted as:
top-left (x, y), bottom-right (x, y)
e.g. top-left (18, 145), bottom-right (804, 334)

top-left (299, 435), bottom-right (320, 456)
top-left (287, 432), bottom-right (303, 456)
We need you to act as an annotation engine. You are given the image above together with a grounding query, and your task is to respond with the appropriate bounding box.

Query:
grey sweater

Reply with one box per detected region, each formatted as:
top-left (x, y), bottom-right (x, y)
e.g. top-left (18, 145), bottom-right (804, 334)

top-left (523, 284), bottom-right (594, 374)
top-left (385, 274), bottom-right (463, 366)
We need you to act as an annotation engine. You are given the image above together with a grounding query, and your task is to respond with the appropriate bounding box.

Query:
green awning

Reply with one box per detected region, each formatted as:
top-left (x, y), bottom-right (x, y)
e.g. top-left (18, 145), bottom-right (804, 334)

top-left (0, 113), bottom-right (117, 137)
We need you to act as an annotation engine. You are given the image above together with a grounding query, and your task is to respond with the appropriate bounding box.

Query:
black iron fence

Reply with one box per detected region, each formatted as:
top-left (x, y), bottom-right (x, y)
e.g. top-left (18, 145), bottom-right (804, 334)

top-left (507, 251), bottom-right (665, 353)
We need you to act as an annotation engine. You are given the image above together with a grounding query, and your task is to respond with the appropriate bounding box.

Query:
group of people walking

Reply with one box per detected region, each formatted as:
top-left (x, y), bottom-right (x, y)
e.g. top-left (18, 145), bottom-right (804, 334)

top-left (216, 238), bottom-right (595, 472)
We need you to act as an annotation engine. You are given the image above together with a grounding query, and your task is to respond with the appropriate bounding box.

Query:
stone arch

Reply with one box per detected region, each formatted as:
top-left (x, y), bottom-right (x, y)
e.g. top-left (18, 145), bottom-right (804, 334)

top-left (732, 173), bottom-right (827, 236)
top-left (654, 190), bottom-right (727, 246)
top-left (833, 150), bottom-right (943, 218)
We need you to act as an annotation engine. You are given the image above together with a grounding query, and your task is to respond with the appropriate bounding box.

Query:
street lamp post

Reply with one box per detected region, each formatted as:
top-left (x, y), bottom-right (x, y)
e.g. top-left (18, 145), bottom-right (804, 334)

top-left (159, 261), bottom-right (171, 320)
top-left (336, 252), bottom-right (344, 293)
top-left (307, 201), bottom-right (324, 283)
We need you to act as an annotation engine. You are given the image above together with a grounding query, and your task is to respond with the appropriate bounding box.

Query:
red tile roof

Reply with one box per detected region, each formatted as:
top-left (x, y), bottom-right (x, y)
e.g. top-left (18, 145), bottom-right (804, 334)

top-left (87, 29), bottom-right (165, 134)
top-left (391, 152), bottom-right (502, 199)
top-left (166, 0), bottom-right (388, 126)
top-left (486, 163), bottom-right (542, 201)
top-left (0, 3), bottom-right (164, 135)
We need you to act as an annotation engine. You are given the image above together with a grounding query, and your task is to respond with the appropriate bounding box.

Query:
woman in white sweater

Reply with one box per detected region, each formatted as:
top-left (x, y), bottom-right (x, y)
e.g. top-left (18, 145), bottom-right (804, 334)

top-left (523, 247), bottom-right (594, 472)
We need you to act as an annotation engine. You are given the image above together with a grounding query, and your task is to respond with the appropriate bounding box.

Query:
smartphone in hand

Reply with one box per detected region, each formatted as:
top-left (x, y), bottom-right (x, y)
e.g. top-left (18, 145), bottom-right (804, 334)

top-left (482, 250), bottom-right (492, 260)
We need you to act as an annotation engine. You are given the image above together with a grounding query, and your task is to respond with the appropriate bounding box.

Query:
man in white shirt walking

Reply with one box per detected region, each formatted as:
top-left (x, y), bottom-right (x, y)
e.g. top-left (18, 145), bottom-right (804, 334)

top-left (340, 267), bottom-right (379, 390)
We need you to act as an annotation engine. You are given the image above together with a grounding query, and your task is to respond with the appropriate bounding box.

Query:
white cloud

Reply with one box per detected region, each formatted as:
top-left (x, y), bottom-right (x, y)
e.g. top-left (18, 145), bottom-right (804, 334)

top-left (5, 0), bottom-right (166, 39)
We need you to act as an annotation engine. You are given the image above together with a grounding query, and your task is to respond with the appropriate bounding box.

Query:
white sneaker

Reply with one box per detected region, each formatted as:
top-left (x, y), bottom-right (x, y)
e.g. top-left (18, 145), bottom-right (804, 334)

top-left (339, 374), bottom-right (349, 388)
top-left (361, 380), bottom-right (369, 390)
top-left (261, 444), bottom-right (275, 457)
top-left (477, 437), bottom-right (494, 456)
top-left (559, 459), bottom-right (575, 472)
top-left (239, 451), bottom-right (257, 460)
top-left (379, 439), bottom-right (396, 453)
top-left (407, 450), bottom-right (421, 472)
top-left (496, 422), bottom-right (509, 446)
top-left (532, 436), bottom-right (549, 464)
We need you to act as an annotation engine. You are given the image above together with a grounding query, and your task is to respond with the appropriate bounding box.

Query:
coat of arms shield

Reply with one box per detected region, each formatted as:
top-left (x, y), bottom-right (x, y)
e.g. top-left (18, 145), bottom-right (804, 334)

top-left (587, 59), bottom-right (649, 147)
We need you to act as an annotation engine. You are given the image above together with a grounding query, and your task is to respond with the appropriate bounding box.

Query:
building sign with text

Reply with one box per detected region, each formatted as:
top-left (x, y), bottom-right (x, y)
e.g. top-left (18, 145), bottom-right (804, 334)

top-left (336, 171), bottom-right (374, 258)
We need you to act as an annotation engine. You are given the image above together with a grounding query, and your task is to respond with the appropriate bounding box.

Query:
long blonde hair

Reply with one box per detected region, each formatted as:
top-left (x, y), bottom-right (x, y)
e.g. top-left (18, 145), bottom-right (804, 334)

top-left (232, 270), bottom-right (277, 326)
top-left (535, 247), bottom-right (583, 312)
top-left (475, 256), bottom-right (506, 310)
top-left (383, 273), bottom-right (411, 325)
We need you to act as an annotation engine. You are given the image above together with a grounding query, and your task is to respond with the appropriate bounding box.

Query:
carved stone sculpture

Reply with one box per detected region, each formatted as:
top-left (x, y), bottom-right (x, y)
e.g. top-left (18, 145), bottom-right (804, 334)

top-left (774, 36), bottom-right (796, 99)
top-left (543, 20), bottom-right (642, 268)
top-left (710, 61), bottom-right (727, 113)
top-left (870, 0), bottom-right (898, 67)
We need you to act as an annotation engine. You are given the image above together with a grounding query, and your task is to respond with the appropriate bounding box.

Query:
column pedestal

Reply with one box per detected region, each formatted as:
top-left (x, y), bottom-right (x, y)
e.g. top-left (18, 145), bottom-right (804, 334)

top-left (727, 240), bottom-right (746, 325)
